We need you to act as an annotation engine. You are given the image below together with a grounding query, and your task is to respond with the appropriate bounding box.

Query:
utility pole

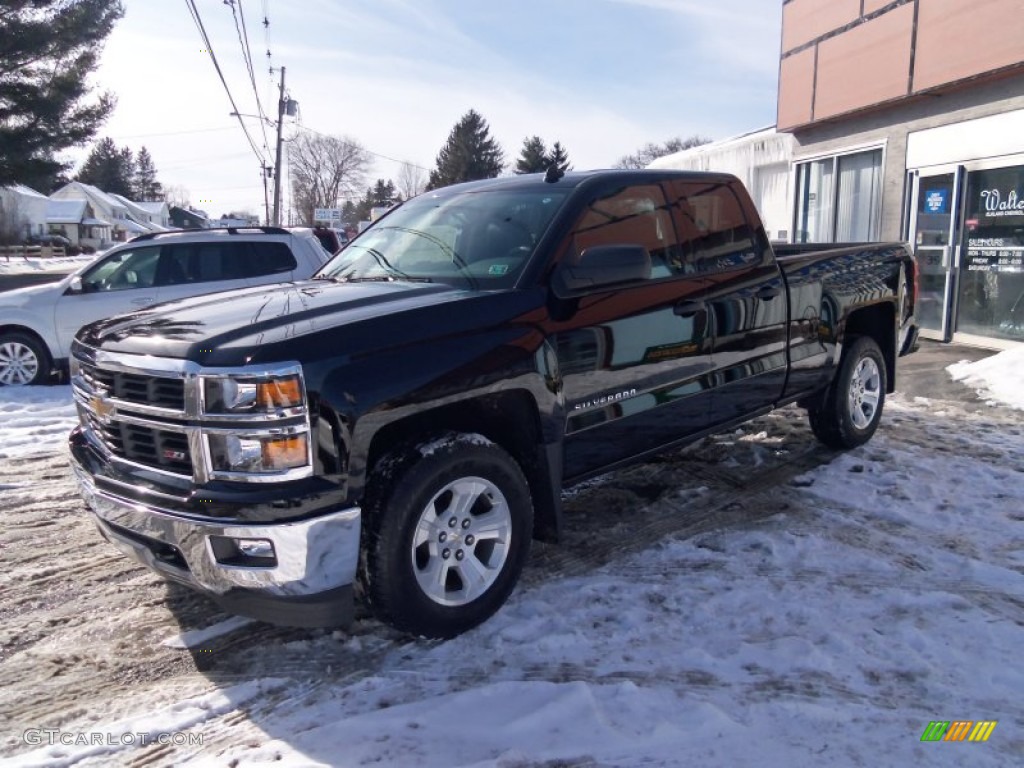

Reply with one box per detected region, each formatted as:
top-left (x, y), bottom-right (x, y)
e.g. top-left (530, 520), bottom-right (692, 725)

top-left (272, 66), bottom-right (286, 226)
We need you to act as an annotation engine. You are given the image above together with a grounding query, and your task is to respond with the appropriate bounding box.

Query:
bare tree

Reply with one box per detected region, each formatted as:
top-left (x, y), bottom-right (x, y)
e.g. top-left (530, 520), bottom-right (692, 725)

top-left (289, 132), bottom-right (371, 225)
top-left (396, 161), bottom-right (427, 200)
top-left (163, 184), bottom-right (191, 208)
top-left (0, 195), bottom-right (27, 245)
top-left (614, 135), bottom-right (712, 169)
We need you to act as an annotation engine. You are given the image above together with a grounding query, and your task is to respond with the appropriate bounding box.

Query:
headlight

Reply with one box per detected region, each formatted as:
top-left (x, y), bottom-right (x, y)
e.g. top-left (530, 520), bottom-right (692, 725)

top-left (204, 373), bottom-right (304, 414)
top-left (207, 433), bottom-right (310, 473)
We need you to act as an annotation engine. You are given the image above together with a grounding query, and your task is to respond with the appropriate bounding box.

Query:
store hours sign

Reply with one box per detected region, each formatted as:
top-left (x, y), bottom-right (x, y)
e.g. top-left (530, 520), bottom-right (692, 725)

top-left (966, 237), bottom-right (1024, 273)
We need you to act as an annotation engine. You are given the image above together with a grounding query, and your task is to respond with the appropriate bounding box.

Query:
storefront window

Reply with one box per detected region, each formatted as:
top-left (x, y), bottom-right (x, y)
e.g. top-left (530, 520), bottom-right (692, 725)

top-left (795, 148), bottom-right (882, 243)
top-left (959, 165), bottom-right (1024, 340)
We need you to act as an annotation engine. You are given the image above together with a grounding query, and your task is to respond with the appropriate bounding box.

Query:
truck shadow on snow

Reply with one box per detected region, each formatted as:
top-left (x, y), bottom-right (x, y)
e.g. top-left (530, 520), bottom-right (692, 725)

top-left (152, 407), bottom-right (840, 759)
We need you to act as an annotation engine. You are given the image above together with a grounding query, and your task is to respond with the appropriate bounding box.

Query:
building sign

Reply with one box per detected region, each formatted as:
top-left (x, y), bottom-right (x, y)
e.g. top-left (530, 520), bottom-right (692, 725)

top-left (966, 238), bottom-right (1024, 273)
top-left (924, 188), bottom-right (949, 214)
top-left (313, 208), bottom-right (341, 222)
top-left (979, 188), bottom-right (1024, 218)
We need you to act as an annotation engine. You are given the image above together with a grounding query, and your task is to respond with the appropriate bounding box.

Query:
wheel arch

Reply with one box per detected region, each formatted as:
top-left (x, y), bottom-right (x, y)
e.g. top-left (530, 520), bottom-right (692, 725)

top-left (841, 302), bottom-right (896, 393)
top-left (363, 389), bottom-right (562, 543)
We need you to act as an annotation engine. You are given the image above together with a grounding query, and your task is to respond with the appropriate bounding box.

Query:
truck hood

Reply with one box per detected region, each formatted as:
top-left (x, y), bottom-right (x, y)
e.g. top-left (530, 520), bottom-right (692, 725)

top-left (75, 279), bottom-right (514, 365)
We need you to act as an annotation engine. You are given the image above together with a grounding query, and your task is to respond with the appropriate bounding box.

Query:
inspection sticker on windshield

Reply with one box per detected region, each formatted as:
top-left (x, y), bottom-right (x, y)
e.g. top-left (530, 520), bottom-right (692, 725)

top-left (488, 264), bottom-right (510, 275)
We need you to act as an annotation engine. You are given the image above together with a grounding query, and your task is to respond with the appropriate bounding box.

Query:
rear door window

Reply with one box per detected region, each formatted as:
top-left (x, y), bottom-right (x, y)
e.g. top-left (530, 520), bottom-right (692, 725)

top-left (246, 242), bottom-right (297, 276)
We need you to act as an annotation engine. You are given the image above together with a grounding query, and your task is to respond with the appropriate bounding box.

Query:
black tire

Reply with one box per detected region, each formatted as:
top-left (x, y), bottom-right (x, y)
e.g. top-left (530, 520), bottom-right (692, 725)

top-left (360, 432), bottom-right (533, 638)
top-left (808, 336), bottom-right (887, 449)
top-left (0, 331), bottom-right (52, 386)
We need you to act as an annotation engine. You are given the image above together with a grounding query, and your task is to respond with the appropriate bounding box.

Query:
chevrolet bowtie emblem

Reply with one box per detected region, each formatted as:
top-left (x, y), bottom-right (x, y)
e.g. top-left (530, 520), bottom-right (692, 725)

top-left (91, 394), bottom-right (116, 424)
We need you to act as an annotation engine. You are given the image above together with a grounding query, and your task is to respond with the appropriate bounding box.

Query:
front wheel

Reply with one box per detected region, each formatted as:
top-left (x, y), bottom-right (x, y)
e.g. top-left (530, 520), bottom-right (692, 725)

top-left (0, 332), bottom-right (52, 386)
top-left (361, 433), bottom-right (533, 638)
top-left (808, 336), bottom-right (887, 449)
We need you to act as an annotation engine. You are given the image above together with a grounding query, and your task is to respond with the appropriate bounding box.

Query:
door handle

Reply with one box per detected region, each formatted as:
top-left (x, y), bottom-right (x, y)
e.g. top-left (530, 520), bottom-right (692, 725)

top-left (756, 286), bottom-right (781, 300)
top-left (673, 299), bottom-right (706, 318)
top-left (131, 297), bottom-right (155, 306)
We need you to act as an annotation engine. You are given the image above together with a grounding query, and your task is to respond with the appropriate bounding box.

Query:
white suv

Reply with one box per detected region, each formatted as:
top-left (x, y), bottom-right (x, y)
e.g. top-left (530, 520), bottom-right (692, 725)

top-left (0, 227), bottom-right (330, 385)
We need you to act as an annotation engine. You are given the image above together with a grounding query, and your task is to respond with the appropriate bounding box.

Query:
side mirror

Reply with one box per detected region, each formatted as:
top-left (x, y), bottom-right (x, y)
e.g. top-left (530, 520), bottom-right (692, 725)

top-left (68, 276), bottom-right (83, 293)
top-left (551, 244), bottom-right (651, 298)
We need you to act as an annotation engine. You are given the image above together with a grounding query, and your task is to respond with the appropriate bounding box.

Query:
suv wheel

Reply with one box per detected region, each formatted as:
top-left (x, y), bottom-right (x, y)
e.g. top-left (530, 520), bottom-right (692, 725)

top-left (0, 332), bottom-right (51, 386)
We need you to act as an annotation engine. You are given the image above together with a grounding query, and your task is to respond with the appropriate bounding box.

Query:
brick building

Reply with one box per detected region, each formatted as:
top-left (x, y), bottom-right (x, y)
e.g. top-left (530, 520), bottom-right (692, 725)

top-left (778, 0), bottom-right (1024, 347)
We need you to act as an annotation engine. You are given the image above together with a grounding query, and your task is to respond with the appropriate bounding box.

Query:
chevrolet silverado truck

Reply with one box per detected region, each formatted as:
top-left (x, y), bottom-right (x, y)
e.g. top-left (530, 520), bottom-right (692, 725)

top-left (68, 169), bottom-right (919, 638)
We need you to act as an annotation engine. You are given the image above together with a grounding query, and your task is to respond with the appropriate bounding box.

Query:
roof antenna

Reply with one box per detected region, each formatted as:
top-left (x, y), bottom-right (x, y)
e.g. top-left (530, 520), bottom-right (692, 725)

top-left (544, 164), bottom-right (564, 183)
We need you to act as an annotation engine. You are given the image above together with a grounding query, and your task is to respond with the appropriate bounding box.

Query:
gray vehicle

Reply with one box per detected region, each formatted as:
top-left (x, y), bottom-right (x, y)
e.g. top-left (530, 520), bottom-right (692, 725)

top-left (0, 227), bottom-right (330, 385)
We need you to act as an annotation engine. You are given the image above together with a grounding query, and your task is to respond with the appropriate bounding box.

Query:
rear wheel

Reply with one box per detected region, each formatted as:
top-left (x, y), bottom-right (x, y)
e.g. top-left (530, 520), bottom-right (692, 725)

top-left (361, 433), bottom-right (533, 638)
top-left (808, 336), bottom-right (886, 449)
top-left (0, 332), bottom-right (51, 386)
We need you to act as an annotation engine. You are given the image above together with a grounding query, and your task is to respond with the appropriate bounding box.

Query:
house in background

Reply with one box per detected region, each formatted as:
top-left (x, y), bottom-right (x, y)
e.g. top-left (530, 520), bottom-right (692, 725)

top-left (109, 194), bottom-right (171, 233)
top-left (50, 181), bottom-right (141, 242)
top-left (649, 127), bottom-right (795, 242)
top-left (134, 200), bottom-right (171, 229)
top-left (0, 185), bottom-right (50, 241)
top-left (46, 199), bottom-right (111, 249)
top-left (169, 206), bottom-right (209, 229)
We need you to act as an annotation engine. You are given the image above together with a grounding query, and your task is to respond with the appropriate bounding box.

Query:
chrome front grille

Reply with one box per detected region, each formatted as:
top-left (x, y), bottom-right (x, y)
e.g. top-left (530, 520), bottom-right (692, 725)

top-left (78, 359), bottom-right (185, 411)
top-left (71, 342), bottom-right (312, 484)
top-left (82, 410), bottom-right (193, 475)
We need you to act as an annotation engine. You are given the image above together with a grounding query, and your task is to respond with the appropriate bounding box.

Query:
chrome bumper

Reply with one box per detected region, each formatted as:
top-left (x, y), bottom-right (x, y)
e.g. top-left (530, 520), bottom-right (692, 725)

top-left (70, 457), bottom-right (361, 615)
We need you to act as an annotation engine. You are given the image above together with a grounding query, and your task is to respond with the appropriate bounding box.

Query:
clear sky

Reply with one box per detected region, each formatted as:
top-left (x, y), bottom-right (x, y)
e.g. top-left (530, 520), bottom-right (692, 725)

top-left (81, 0), bottom-right (783, 220)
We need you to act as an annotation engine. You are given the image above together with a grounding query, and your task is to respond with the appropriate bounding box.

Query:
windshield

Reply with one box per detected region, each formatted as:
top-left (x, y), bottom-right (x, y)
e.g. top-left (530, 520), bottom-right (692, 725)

top-left (317, 188), bottom-right (567, 288)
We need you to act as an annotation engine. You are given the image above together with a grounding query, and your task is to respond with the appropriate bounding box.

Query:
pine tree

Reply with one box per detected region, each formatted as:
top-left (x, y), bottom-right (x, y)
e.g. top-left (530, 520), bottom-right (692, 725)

top-left (0, 0), bottom-right (125, 190)
top-left (515, 136), bottom-right (548, 174)
top-left (427, 110), bottom-right (505, 190)
top-left (134, 146), bottom-right (163, 201)
top-left (546, 141), bottom-right (572, 173)
top-left (76, 137), bottom-right (135, 197)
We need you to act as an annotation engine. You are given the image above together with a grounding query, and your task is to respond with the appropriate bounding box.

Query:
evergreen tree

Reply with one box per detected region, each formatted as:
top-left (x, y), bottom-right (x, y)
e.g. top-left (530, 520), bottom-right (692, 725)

top-left (0, 0), bottom-right (125, 190)
top-left (427, 110), bottom-right (504, 190)
top-left (546, 141), bottom-right (572, 173)
top-left (341, 200), bottom-right (358, 229)
top-left (76, 137), bottom-right (135, 197)
top-left (353, 179), bottom-right (399, 223)
top-left (134, 146), bottom-right (163, 200)
top-left (515, 136), bottom-right (548, 174)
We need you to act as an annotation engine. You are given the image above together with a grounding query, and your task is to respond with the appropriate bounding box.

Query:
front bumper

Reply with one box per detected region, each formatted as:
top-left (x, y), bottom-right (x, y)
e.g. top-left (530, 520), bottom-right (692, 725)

top-left (69, 447), bottom-right (361, 628)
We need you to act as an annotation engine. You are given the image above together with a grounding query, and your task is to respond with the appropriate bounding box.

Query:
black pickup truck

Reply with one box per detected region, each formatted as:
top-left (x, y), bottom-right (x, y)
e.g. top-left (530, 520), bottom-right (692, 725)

top-left (68, 169), bottom-right (919, 638)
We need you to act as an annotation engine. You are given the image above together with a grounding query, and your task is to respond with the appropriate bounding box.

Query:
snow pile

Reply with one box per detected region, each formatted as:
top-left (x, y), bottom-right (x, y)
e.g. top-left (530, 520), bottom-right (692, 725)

top-left (947, 346), bottom-right (1024, 410)
top-left (0, 255), bottom-right (93, 275)
top-left (0, 385), bottom-right (76, 459)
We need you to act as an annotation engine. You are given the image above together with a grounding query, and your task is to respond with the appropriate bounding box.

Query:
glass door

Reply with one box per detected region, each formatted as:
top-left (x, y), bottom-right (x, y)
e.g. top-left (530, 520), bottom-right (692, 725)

top-left (907, 168), bottom-right (964, 341)
top-left (956, 162), bottom-right (1024, 345)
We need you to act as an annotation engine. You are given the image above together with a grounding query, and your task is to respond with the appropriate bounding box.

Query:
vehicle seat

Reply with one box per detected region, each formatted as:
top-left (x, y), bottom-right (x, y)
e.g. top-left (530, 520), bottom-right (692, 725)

top-left (155, 254), bottom-right (188, 286)
top-left (477, 220), bottom-right (533, 262)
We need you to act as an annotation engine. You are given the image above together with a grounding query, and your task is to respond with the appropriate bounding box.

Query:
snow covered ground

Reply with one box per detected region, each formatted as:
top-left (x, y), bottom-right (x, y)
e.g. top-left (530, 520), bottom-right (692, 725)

top-left (0, 255), bottom-right (94, 276)
top-left (0, 345), bottom-right (1021, 767)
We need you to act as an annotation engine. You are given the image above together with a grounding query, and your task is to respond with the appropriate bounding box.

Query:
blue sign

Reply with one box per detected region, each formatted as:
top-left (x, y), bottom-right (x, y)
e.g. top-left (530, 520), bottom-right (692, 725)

top-left (924, 188), bottom-right (949, 214)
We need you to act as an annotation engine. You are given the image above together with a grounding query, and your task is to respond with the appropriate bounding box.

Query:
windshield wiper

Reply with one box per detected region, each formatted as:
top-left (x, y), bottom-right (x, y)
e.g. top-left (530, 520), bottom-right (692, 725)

top-left (375, 226), bottom-right (479, 289)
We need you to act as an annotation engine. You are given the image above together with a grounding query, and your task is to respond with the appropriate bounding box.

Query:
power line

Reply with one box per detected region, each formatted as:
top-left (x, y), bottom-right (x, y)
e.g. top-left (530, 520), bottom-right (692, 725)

top-left (184, 0), bottom-right (267, 167)
top-left (226, 0), bottom-right (272, 155)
